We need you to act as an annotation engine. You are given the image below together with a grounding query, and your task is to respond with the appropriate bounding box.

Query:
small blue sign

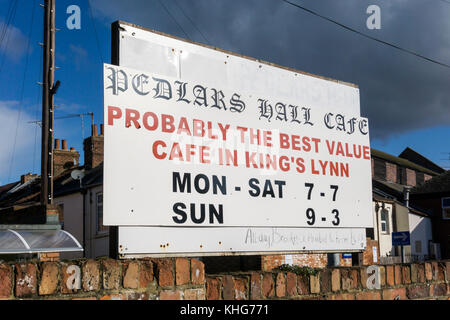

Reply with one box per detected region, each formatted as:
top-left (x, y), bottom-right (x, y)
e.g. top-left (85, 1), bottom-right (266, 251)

top-left (342, 253), bottom-right (352, 259)
top-left (392, 231), bottom-right (410, 246)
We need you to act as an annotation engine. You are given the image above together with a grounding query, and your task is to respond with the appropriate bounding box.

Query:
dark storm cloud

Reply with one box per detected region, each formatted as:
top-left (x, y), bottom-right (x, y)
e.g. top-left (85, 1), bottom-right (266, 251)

top-left (91, 0), bottom-right (450, 139)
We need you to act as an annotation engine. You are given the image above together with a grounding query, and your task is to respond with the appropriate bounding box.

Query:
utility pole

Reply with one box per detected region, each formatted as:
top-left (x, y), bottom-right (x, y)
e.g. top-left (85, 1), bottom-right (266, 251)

top-left (40, 0), bottom-right (57, 206)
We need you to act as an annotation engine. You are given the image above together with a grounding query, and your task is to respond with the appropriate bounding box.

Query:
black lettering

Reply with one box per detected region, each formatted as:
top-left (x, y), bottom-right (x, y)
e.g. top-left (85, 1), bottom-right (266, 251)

top-left (209, 204), bottom-right (224, 224)
top-left (194, 174), bottom-right (210, 194)
top-left (173, 172), bottom-right (191, 193)
top-left (262, 180), bottom-right (275, 198)
top-left (212, 175), bottom-right (227, 195)
top-left (172, 202), bottom-right (187, 223)
top-left (229, 93), bottom-right (246, 113)
top-left (248, 178), bottom-right (260, 197)
top-left (191, 203), bottom-right (205, 223)
top-left (274, 180), bottom-right (286, 198)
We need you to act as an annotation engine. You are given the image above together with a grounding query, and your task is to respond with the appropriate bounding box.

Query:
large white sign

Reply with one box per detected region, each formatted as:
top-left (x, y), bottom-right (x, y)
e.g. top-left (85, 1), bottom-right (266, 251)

top-left (104, 63), bottom-right (372, 228)
top-left (105, 21), bottom-right (373, 256)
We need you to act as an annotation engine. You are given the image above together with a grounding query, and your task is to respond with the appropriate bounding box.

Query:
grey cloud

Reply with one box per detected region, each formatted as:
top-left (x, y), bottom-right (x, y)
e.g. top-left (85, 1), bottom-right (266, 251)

top-left (91, 0), bottom-right (450, 139)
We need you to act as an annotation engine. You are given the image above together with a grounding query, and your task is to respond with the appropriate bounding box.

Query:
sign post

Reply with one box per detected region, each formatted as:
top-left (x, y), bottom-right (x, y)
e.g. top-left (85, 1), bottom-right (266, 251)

top-left (392, 231), bottom-right (410, 263)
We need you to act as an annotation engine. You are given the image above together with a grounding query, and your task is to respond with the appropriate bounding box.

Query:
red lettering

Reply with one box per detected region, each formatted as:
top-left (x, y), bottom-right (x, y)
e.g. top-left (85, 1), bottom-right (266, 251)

top-left (291, 135), bottom-right (301, 151)
top-left (236, 126), bottom-right (248, 143)
top-left (125, 108), bottom-right (141, 129)
top-left (363, 146), bottom-right (370, 160)
top-left (169, 142), bottom-right (183, 161)
top-left (263, 130), bottom-right (272, 147)
top-left (143, 112), bottom-right (158, 131)
top-left (161, 114), bottom-right (175, 133)
top-left (218, 123), bottom-right (230, 141)
top-left (107, 106), bottom-right (122, 126)
top-left (192, 119), bottom-right (205, 137)
top-left (345, 143), bottom-right (353, 157)
top-left (207, 122), bottom-right (218, 139)
top-left (280, 133), bottom-right (290, 149)
top-left (296, 157), bottom-right (305, 173)
top-left (311, 138), bottom-right (321, 153)
top-left (302, 136), bottom-right (311, 152)
top-left (177, 117), bottom-right (191, 135)
top-left (200, 146), bottom-right (210, 164)
top-left (311, 159), bottom-right (320, 175)
top-left (152, 140), bottom-right (167, 160)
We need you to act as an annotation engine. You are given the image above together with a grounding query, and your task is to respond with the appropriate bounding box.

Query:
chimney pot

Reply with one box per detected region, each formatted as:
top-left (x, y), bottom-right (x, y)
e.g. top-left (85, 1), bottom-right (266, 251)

top-left (92, 124), bottom-right (98, 137)
top-left (62, 139), bottom-right (68, 150)
top-left (70, 147), bottom-right (75, 151)
top-left (54, 139), bottom-right (60, 149)
top-left (100, 124), bottom-right (104, 136)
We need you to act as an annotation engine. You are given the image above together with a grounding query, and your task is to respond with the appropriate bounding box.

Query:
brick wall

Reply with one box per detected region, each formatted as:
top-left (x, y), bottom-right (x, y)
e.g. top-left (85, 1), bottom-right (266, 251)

top-left (53, 139), bottom-right (80, 177)
top-left (385, 162), bottom-right (397, 183)
top-left (262, 254), bottom-right (328, 271)
top-left (83, 124), bottom-right (104, 170)
top-left (0, 257), bottom-right (448, 300)
top-left (406, 168), bottom-right (417, 186)
top-left (362, 239), bottom-right (380, 265)
top-left (207, 260), bottom-right (450, 300)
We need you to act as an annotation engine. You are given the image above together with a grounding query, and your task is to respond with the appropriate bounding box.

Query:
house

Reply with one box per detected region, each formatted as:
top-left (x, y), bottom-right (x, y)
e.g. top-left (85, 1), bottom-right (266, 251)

top-left (52, 124), bottom-right (106, 259)
top-left (369, 147), bottom-right (442, 263)
top-left (410, 170), bottom-right (450, 259)
top-left (0, 125), bottom-right (105, 260)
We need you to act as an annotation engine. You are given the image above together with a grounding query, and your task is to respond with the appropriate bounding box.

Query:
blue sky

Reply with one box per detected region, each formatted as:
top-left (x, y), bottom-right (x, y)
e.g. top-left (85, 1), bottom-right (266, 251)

top-left (0, 0), bottom-right (449, 185)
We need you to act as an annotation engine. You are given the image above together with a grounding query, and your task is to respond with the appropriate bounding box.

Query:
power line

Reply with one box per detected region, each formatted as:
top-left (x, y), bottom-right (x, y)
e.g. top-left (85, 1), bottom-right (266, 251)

top-left (8, 0), bottom-right (36, 182)
top-left (0, 0), bottom-right (18, 47)
top-left (172, 0), bottom-right (211, 45)
top-left (280, 0), bottom-right (450, 69)
top-left (87, 0), bottom-right (104, 63)
top-left (32, 34), bottom-right (43, 175)
top-left (157, 0), bottom-right (191, 40)
top-left (0, 0), bottom-right (19, 74)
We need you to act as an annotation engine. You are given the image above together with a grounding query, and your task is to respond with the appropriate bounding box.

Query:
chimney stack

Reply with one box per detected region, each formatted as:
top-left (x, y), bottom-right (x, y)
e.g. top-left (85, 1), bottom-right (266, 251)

top-left (92, 124), bottom-right (98, 137)
top-left (62, 139), bottom-right (68, 150)
top-left (53, 138), bottom-right (80, 177)
top-left (84, 123), bottom-right (104, 170)
top-left (20, 172), bottom-right (38, 184)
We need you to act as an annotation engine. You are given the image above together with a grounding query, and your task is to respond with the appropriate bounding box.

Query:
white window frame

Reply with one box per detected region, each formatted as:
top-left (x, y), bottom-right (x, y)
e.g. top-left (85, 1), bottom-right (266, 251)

top-left (96, 192), bottom-right (108, 234)
top-left (380, 208), bottom-right (389, 234)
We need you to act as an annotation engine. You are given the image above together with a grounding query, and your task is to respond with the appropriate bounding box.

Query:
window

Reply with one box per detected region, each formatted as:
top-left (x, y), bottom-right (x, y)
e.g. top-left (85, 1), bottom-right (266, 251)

top-left (96, 193), bottom-right (108, 233)
top-left (415, 240), bottom-right (422, 254)
top-left (380, 208), bottom-right (389, 234)
top-left (442, 198), bottom-right (450, 220)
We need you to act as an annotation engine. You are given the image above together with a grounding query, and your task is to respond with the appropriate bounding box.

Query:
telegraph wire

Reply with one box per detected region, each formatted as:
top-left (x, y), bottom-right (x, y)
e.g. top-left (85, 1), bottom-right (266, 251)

top-left (0, 0), bottom-right (19, 74)
top-left (87, 0), bottom-right (104, 64)
top-left (157, 0), bottom-right (191, 40)
top-left (7, 0), bottom-right (36, 182)
top-left (172, 0), bottom-right (211, 45)
top-left (0, 0), bottom-right (18, 47)
top-left (280, 0), bottom-right (450, 69)
top-left (32, 33), bottom-right (43, 174)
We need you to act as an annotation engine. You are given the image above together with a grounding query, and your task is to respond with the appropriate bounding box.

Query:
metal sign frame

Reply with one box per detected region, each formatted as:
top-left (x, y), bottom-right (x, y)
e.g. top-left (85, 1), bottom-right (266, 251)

top-left (107, 20), bottom-right (373, 258)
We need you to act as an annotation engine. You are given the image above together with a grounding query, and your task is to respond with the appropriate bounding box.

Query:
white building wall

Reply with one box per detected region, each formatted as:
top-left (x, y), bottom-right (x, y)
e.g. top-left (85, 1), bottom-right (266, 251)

top-left (86, 185), bottom-right (109, 259)
top-left (408, 213), bottom-right (432, 259)
top-left (54, 193), bottom-right (84, 259)
top-left (373, 202), bottom-right (394, 258)
top-left (55, 184), bottom-right (109, 259)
